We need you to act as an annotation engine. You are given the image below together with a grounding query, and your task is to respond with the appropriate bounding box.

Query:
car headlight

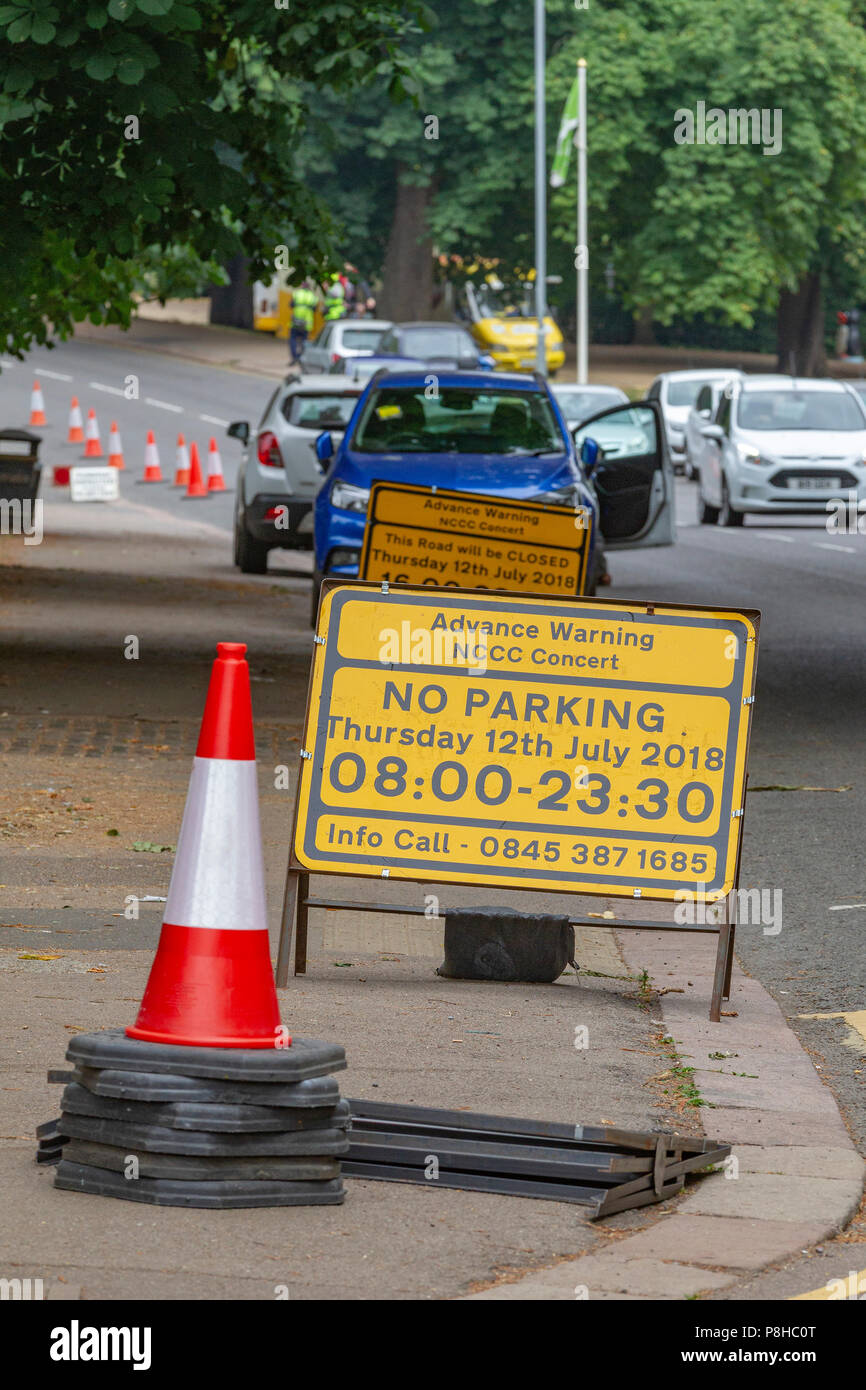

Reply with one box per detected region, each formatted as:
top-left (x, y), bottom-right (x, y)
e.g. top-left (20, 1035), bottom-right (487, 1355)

top-left (528, 485), bottom-right (580, 506)
top-left (330, 481), bottom-right (370, 512)
top-left (738, 443), bottom-right (764, 465)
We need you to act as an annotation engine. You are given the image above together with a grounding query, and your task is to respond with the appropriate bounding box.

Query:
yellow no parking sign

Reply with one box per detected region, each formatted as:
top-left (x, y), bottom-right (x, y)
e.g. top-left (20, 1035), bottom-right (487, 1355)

top-left (292, 583), bottom-right (759, 903)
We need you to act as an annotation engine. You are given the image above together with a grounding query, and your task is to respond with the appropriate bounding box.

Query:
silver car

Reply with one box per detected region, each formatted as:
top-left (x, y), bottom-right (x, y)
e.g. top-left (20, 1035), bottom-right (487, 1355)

top-left (228, 374), bottom-right (363, 572)
top-left (683, 374), bottom-right (742, 479)
top-left (647, 368), bottom-right (741, 474)
top-left (300, 319), bottom-right (391, 373)
top-left (550, 382), bottom-right (628, 429)
top-left (695, 375), bottom-right (866, 526)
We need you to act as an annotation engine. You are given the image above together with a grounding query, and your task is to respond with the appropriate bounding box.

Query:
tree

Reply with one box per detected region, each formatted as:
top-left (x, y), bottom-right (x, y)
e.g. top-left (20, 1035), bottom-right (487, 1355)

top-left (0, 0), bottom-right (429, 356)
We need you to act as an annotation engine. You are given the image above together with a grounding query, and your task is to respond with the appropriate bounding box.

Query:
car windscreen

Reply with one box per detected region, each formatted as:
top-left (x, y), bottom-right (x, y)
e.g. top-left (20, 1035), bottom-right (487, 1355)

top-left (340, 328), bottom-right (385, 351)
top-left (737, 390), bottom-right (865, 431)
top-left (284, 394), bottom-right (359, 429)
top-left (400, 329), bottom-right (472, 359)
top-left (553, 389), bottom-right (625, 422)
top-left (351, 386), bottom-right (565, 455)
top-left (667, 378), bottom-right (721, 407)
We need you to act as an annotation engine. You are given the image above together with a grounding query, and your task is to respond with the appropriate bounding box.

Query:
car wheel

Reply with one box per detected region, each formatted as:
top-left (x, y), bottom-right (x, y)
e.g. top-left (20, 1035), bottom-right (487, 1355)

top-left (310, 569), bottom-right (323, 628)
top-left (719, 478), bottom-right (745, 527)
top-left (697, 483), bottom-right (720, 525)
top-left (235, 519), bottom-right (270, 573)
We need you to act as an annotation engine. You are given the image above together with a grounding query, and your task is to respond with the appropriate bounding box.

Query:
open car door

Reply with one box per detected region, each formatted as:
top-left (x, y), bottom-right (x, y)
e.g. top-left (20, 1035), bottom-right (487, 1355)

top-left (573, 400), bottom-right (674, 548)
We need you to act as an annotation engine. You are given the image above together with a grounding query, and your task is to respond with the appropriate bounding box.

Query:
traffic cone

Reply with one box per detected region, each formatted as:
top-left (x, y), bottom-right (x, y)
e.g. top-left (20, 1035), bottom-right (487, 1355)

top-left (173, 433), bottom-right (190, 487)
top-left (141, 429), bottom-right (163, 482)
top-left (83, 409), bottom-right (103, 458)
top-left (108, 421), bottom-right (125, 470)
top-left (126, 642), bottom-right (283, 1048)
top-left (183, 440), bottom-right (208, 498)
top-left (206, 436), bottom-right (226, 492)
top-left (67, 397), bottom-right (84, 444)
top-left (29, 380), bottom-right (46, 427)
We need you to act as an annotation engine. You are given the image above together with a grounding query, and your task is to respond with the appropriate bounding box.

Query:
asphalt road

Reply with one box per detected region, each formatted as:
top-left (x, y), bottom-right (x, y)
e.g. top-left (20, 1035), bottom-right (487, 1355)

top-left (5, 336), bottom-right (864, 1153)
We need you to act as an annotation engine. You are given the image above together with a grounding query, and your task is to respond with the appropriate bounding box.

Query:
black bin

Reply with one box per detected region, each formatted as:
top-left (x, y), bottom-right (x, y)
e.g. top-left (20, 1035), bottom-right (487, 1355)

top-left (0, 429), bottom-right (42, 503)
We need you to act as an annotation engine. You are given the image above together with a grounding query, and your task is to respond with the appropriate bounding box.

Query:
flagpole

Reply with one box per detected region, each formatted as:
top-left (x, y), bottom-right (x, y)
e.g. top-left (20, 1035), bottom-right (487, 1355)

top-left (576, 58), bottom-right (588, 384)
top-left (534, 0), bottom-right (547, 376)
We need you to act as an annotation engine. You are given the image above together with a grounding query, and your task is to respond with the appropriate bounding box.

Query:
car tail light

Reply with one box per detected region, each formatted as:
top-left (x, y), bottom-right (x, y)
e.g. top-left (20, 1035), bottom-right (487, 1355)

top-left (331, 351), bottom-right (340, 364)
top-left (257, 431), bottom-right (283, 468)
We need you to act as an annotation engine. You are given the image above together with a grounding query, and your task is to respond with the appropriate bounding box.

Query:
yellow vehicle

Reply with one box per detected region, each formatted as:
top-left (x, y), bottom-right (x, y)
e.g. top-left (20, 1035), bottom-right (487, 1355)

top-left (461, 277), bottom-right (565, 376)
top-left (253, 272), bottom-right (323, 340)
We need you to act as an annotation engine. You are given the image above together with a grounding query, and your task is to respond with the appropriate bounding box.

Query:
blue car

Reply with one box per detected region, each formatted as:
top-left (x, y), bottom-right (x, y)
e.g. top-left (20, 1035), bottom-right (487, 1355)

top-left (311, 369), bottom-right (673, 622)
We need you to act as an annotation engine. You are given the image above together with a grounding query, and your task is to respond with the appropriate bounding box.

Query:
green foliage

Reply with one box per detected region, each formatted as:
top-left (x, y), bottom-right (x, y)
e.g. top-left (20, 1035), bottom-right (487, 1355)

top-left (300, 0), bottom-right (866, 331)
top-left (0, 0), bottom-right (429, 354)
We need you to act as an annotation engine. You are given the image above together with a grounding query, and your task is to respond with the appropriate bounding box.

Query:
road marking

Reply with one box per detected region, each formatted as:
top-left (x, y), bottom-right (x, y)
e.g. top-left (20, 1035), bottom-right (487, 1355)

top-left (814, 542), bottom-right (856, 553)
top-left (145, 397), bottom-right (184, 414)
top-left (829, 903), bottom-right (866, 911)
top-left (89, 381), bottom-right (126, 397)
top-left (798, 1009), bottom-right (866, 1052)
top-left (200, 414), bottom-right (229, 428)
top-left (0, 359), bottom-right (18, 368)
top-left (752, 531), bottom-right (794, 542)
top-left (791, 1267), bottom-right (866, 1300)
top-left (33, 367), bottom-right (73, 382)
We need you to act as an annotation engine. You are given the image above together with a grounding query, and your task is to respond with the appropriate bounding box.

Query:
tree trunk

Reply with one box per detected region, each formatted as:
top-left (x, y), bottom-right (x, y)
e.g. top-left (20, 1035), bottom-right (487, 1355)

top-left (632, 305), bottom-right (656, 346)
top-left (776, 272), bottom-right (825, 376)
top-left (378, 167), bottom-right (434, 321)
top-left (209, 254), bottom-right (253, 330)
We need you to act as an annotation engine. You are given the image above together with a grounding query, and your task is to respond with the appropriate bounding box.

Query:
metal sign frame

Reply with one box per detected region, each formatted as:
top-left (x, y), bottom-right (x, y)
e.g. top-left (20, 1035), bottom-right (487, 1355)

top-left (277, 580), bottom-right (759, 1021)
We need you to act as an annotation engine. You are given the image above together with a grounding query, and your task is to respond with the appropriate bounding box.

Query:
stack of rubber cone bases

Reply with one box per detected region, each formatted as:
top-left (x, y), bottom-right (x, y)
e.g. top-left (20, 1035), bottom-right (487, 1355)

top-left (45, 643), bottom-right (347, 1209)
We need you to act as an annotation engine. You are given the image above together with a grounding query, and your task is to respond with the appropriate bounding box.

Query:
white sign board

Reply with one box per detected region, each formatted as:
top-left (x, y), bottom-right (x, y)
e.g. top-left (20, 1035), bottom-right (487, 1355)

top-left (70, 467), bottom-right (120, 503)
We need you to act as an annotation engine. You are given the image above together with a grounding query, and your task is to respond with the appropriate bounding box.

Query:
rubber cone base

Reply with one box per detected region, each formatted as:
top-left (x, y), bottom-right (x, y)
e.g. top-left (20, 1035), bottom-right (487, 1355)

top-left (55, 1161), bottom-right (345, 1207)
top-left (67, 1029), bottom-right (346, 1081)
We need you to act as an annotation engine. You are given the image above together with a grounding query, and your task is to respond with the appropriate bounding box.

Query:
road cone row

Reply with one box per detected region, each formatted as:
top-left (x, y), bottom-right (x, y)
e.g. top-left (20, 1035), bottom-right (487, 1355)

top-left (41, 641), bottom-right (348, 1209)
top-left (53, 397), bottom-right (229, 491)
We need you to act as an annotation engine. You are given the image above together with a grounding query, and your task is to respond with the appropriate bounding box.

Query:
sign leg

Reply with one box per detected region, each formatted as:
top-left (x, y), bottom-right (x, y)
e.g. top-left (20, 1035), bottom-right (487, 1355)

top-left (276, 868), bottom-right (299, 988)
top-left (723, 922), bottom-right (736, 1000)
top-left (294, 871), bottom-right (310, 976)
top-left (710, 920), bottom-right (732, 1022)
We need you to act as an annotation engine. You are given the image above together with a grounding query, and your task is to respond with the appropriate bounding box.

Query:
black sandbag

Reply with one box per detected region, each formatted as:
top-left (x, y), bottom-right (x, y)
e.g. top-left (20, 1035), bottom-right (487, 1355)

top-left (437, 906), bottom-right (576, 983)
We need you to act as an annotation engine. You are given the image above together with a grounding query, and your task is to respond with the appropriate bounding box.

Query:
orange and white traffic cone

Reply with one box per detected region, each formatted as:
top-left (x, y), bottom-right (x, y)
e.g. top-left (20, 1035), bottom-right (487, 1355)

top-left (108, 421), bottom-right (125, 470)
top-left (173, 433), bottom-right (190, 487)
top-left (140, 429), bottom-right (163, 482)
top-left (29, 380), bottom-right (46, 427)
top-left (83, 409), bottom-right (103, 458)
top-left (206, 436), bottom-right (226, 492)
top-left (126, 642), bottom-right (283, 1048)
top-left (67, 397), bottom-right (84, 444)
top-left (183, 440), bottom-right (208, 498)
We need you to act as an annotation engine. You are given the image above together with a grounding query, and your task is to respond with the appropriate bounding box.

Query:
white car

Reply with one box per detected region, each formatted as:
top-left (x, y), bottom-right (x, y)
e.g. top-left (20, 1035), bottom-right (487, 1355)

top-left (694, 375), bottom-right (866, 526)
top-left (647, 369), bottom-right (741, 474)
top-left (299, 319), bottom-right (391, 373)
top-left (550, 382), bottom-right (628, 429)
top-left (683, 374), bottom-right (742, 479)
top-left (228, 374), bottom-right (364, 572)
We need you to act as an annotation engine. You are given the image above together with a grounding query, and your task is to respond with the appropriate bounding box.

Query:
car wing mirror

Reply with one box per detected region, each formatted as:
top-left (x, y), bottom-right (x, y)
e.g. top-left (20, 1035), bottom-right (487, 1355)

top-left (227, 420), bottom-right (249, 446)
top-left (315, 431), bottom-right (334, 466)
top-left (580, 436), bottom-right (600, 476)
top-left (700, 423), bottom-right (724, 442)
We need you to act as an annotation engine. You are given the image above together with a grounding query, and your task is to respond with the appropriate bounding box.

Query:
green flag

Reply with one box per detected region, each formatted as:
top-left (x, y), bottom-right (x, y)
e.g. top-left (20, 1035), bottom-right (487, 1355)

top-left (550, 75), bottom-right (580, 188)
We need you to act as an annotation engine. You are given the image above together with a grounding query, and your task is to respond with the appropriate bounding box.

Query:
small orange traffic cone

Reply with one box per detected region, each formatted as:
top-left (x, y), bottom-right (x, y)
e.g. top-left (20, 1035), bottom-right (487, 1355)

top-left (67, 397), bottom-right (84, 444)
top-left (126, 642), bottom-right (283, 1048)
top-left (173, 433), bottom-right (190, 487)
top-left (108, 421), bottom-right (125, 470)
top-left (29, 380), bottom-right (46, 427)
top-left (141, 429), bottom-right (163, 482)
top-left (183, 440), bottom-right (208, 498)
top-left (83, 409), bottom-right (103, 458)
top-left (206, 436), bottom-right (226, 492)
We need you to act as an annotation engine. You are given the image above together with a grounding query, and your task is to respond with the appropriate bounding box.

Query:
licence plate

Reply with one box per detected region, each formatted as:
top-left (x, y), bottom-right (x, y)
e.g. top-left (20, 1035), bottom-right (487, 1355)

top-left (786, 476), bottom-right (843, 490)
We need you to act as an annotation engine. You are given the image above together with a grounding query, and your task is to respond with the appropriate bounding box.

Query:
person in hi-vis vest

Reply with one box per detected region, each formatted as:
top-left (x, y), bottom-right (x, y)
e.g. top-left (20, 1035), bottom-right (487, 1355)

top-left (289, 279), bottom-right (318, 365)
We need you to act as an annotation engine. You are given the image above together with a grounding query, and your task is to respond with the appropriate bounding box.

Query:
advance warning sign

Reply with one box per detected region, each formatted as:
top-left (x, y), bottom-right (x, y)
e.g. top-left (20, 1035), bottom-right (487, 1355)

top-left (358, 481), bottom-right (592, 597)
top-left (292, 584), bottom-right (759, 901)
